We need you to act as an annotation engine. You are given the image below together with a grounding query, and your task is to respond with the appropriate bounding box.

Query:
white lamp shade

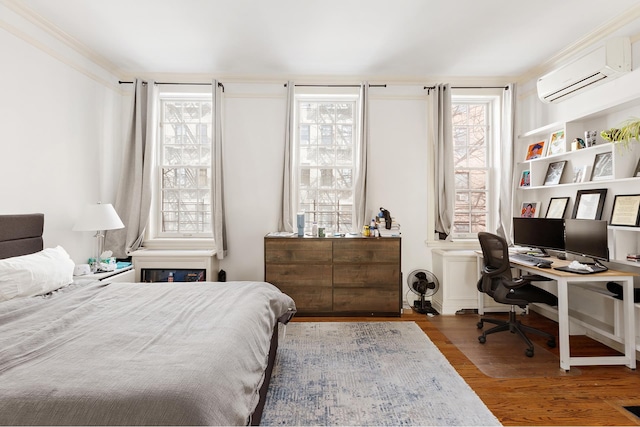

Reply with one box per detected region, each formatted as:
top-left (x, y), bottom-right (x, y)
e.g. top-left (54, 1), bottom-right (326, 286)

top-left (73, 203), bottom-right (125, 231)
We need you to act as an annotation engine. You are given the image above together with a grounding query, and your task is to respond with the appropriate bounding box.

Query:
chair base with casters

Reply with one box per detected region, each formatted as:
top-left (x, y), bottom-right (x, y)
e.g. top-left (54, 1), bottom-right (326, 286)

top-left (477, 303), bottom-right (556, 358)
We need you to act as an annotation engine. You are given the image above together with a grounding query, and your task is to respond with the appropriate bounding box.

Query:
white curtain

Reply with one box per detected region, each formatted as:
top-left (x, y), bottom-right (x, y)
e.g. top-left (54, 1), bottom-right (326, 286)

top-left (430, 84), bottom-right (454, 240)
top-left (496, 84), bottom-right (516, 244)
top-left (278, 81), bottom-right (295, 232)
top-left (105, 78), bottom-right (156, 257)
top-left (212, 80), bottom-right (227, 259)
top-left (353, 81), bottom-right (370, 232)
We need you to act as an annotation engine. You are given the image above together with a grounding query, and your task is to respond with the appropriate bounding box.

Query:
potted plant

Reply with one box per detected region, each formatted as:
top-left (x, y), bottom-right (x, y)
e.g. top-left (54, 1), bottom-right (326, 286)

top-left (600, 117), bottom-right (640, 149)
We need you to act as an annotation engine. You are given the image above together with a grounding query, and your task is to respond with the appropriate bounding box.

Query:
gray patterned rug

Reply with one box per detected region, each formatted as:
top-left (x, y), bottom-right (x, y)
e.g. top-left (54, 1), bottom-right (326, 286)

top-left (261, 321), bottom-right (501, 426)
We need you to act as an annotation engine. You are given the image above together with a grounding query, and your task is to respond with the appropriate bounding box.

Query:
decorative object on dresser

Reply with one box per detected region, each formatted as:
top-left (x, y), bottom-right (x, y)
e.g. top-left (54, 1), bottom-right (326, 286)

top-left (609, 194), bottom-right (640, 227)
top-left (572, 188), bottom-right (607, 220)
top-left (264, 236), bottom-right (401, 316)
top-left (543, 160), bottom-right (566, 185)
top-left (72, 202), bottom-right (124, 272)
top-left (545, 197), bottom-right (570, 219)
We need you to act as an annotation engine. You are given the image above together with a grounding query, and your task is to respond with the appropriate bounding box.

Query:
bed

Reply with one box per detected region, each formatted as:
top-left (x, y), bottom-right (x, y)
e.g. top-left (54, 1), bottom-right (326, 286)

top-left (0, 213), bottom-right (296, 425)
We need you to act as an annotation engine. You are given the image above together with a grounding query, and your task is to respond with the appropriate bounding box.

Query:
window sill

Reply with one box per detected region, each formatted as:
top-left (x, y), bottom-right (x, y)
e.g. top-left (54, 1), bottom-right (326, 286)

top-left (142, 238), bottom-right (215, 251)
top-left (425, 239), bottom-right (480, 250)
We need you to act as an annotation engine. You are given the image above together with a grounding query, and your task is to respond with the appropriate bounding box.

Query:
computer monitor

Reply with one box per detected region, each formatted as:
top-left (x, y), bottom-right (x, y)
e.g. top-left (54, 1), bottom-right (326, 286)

top-left (564, 218), bottom-right (609, 263)
top-left (512, 217), bottom-right (565, 253)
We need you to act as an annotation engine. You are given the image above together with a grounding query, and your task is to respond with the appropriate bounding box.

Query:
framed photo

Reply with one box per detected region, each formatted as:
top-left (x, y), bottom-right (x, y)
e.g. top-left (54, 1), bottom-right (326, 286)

top-left (525, 140), bottom-right (546, 160)
top-left (591, 152), bottom-right (613, 181)
top-left (548, 129), bottom-right (566, 156)
top-left (520, 201), bottom-right (540, 218)
top-left (610, 194), bottom-right (640, 227)
top-left (572, 165), bottom-right (590, 183)
top-left (519, 170), bottom-right (531, 187)
top-left (634, 157), bottom-right (640, 177)
top-left (572, 188), bottom-right (607, 220)
top-left (545, 197), bottom-right (570, 219)
top-left (544, 160), bottom-right (567, 185)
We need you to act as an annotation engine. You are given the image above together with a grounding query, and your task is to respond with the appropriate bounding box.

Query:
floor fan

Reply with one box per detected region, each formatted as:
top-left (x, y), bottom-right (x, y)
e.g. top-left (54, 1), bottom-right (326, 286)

top-left (407, 269), bottom-right (440, 315)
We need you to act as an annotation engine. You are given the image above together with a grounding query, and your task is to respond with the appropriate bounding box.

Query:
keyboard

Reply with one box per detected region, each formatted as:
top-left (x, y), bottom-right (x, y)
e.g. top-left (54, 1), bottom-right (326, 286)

top-left (509, 253), bottom-right (552, 267)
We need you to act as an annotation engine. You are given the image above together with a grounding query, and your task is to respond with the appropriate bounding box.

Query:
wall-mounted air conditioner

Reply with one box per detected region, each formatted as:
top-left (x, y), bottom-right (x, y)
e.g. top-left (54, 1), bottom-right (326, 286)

top-left (537, 37), bottom-right (631, 103)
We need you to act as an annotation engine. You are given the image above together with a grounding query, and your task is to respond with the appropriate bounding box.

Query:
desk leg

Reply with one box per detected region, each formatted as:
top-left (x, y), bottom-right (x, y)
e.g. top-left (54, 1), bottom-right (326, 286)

top-left (557, 278), bottom-right (570, 371)
top-left (623, 277), bottom-right (637, 370)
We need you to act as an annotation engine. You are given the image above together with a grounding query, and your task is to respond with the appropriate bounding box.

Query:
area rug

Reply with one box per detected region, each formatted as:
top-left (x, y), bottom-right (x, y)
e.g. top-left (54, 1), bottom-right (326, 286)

top-left (428, 313), bottom-right (581, 378)
top-left (261, 321), bottom-right (500, 426)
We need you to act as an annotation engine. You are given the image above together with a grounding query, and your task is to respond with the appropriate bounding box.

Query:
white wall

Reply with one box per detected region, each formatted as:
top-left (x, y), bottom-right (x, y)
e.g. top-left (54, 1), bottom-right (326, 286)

top-left (217, 84), bottom-right (430, 304)
top-left (0, 3), bottom-right (125, 264)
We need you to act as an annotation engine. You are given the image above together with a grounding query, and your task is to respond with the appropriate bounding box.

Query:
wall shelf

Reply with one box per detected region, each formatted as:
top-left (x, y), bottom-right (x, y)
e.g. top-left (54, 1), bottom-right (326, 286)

top-left (515, 99), bottom-right (640, 267)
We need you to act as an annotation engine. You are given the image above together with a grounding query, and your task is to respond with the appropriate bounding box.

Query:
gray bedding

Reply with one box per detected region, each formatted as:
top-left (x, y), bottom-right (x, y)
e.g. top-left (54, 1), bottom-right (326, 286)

top-left (0, 279), bottom-right (296, 425)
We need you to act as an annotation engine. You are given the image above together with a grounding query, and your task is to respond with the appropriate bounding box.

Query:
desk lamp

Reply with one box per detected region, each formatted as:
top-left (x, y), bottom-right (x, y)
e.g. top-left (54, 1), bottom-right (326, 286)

top-left (73, 202), bottom-right (124, 272)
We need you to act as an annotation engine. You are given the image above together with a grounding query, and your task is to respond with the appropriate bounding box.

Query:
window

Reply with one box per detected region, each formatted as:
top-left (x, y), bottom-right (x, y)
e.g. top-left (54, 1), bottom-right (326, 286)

top-left (451, 96), bottom-right (499, 239)
top-left (295, 95), bottom-right (359, 234)
top-left (156, 94), bottom-right (213, 238)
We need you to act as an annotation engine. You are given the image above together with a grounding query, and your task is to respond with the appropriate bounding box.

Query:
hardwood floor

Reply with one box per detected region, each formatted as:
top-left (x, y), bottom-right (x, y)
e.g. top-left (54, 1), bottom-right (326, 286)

top-left (292, 311), bottom-right (640, 426)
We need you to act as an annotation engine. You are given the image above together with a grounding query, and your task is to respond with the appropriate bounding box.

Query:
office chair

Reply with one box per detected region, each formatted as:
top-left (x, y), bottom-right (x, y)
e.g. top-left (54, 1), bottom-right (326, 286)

top-left (477, 232), bottom-right (558, 357)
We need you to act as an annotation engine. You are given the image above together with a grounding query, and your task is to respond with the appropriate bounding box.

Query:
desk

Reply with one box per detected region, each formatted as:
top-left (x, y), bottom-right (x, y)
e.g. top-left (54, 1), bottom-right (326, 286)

top-left (477, 254), bottom-right (637, 371)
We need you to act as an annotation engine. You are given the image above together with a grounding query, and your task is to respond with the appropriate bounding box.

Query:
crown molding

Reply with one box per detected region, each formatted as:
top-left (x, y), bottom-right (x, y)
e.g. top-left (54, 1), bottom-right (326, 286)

top-left (1, 0), bottom-right (121, 75)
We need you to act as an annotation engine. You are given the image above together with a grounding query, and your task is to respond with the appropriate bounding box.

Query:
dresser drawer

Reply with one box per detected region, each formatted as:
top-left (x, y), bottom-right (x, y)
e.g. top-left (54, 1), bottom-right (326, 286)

top-left (333, 264), bottom-right (400, 287)
top-left (333, 287), bottom-right (399, 313)
top-left (333, 239), bottom-right (400, 263)
top-left (265, 239), bottom-right (332, 263)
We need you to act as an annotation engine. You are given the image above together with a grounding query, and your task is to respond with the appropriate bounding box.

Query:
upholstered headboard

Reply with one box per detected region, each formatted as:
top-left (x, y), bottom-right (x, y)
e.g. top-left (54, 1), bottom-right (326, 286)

top-left (0, 214), bottom-right (44, 259)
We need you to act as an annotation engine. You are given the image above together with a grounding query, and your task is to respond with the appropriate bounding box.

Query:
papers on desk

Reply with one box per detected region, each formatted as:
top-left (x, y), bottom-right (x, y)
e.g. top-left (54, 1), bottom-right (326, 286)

top-left (509, 246), bottom-right (533, 254)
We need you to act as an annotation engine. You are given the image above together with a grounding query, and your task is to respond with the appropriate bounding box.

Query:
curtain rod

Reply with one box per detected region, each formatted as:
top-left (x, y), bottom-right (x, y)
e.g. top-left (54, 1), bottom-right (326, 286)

top-left (424, 85), bottom-right (508, 94)
top-left (284, 83), bottom-right (386, 88)
top-left (118, 81), bottom-right (225, 92)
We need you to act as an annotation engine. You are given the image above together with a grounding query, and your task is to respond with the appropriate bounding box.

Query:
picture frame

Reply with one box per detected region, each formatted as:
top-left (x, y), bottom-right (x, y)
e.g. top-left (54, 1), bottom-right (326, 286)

top-left (609, 194), bottom-right (640, 227)
top-left (572, 165), bottom-right (590, 183)
top-left (547, 129), bottom-right (566, 156)
top-left (525, 140), bottom-right (546, 160)
top-left (544, 160), bottom-right (567, 185)
top-left (545, 197), bottom-right (570, 219)
top-left (572, 188), bottom-right (607, 220)
top-left (634, 157), bottom-right (640, 178)
top-left (591, 151), bottom-right (613, 181)
top-left (520, 201), bottom-right (541, 218)
top-left (519, 170), bottom-right (531, 187)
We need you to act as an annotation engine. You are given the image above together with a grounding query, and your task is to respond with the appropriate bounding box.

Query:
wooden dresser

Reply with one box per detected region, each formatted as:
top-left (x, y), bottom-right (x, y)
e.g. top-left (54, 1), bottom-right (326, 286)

top-left (264, 236), bottom-right (401, 316)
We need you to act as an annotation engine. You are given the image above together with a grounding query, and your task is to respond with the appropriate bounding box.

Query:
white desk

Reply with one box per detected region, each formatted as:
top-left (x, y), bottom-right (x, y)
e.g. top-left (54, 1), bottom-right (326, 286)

top-left (477, 254), bottom-right (637, 371)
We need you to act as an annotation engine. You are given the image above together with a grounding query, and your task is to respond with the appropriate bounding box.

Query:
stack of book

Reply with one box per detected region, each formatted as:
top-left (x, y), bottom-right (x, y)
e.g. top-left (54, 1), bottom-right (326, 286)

top-left (377, 218), bottom-right (401, 237)
top-left (627, 254), bottom-right (640, 263)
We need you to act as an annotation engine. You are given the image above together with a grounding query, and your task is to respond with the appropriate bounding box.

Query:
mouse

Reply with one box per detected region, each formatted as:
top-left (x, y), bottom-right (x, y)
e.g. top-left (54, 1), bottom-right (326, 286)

top-left (537, 263), bottom-right (551, 268)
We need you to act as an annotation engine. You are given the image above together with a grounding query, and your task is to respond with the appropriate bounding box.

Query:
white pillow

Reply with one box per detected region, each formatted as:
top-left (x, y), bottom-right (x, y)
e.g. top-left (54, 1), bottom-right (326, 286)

top-left (0, 246), bottom-right (75, 302)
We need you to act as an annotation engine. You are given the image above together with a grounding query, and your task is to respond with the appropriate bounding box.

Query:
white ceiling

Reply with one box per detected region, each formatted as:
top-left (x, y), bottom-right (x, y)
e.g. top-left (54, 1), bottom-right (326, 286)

top-left (10, 0), bottom-right (640, 81)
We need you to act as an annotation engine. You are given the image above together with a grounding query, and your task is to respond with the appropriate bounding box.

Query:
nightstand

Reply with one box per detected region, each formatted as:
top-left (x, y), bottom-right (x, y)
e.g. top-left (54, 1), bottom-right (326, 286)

top-left (75, 265), bottom-right (135, 283)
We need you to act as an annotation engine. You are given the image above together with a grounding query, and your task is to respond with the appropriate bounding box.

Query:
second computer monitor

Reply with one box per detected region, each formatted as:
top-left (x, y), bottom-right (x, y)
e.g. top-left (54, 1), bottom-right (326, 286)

top-left (564, 218), bottom-right (609, 262)
top-left (513, 217), bottom-right (565, 252)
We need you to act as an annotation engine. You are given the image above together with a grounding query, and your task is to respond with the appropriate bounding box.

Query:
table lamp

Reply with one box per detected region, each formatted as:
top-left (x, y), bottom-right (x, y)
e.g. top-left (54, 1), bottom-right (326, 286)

top-left (73, 202), bottom-right (124, 272)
